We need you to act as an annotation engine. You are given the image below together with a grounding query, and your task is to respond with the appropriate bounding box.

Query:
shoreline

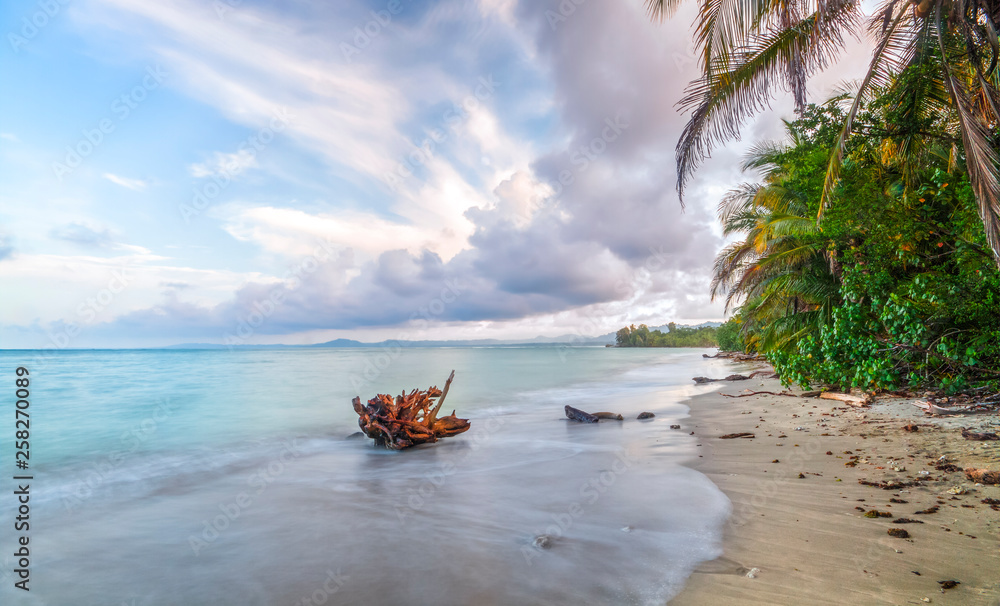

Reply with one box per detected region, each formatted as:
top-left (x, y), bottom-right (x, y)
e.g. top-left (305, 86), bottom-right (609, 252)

top-left (670, 362), bottom-right (1000, 605)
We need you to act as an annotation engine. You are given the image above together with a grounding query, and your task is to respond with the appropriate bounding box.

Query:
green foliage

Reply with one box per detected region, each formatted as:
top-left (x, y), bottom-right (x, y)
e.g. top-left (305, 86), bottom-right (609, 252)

top-left (718, 83), bottom-right (1000, 393)
top-left (615, 323), bottom-right (718, 348)
top-left (715, 318), bottom-right (745, 352)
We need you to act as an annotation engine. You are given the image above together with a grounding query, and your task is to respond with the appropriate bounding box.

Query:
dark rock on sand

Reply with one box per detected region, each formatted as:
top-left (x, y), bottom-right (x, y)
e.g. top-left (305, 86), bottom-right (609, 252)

top-left (637, 412), bottom-right (655, 420)
top-left (565, 405), bottom-right (599, 423)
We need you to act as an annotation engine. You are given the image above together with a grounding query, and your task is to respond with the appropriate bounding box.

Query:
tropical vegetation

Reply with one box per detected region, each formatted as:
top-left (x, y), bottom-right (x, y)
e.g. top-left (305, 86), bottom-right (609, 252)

top-left (615, 323), bottom-right (720, 347)
top-left (707, 92), bottom-right (1000, 391)
top-left (645, 0), bottom-right (1000, 392)
top-left (646, 0), bottom-right (1000, 267)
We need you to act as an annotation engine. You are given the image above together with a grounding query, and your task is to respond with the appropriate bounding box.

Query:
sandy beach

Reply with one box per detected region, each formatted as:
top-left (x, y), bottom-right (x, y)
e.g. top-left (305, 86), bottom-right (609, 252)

top-left (671, 360), bottom-right (1000, 605)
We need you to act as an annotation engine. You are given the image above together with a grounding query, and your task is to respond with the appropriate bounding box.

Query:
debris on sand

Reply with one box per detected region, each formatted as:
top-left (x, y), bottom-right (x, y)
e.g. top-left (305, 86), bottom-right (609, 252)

top-left (961, 427), bottom-right (999, 441)
top-left (887, 528), bottom-right (910, 538)
top-left (864, 510), bottom-right (892, 518)
top-left (719, 432), bottom-right (755, 439)
top-left (964, 468), bottom-right (1000, 484)
top-left (859, 479), bottom-right (922, 490)
top-left (692, 374), bottom-right (751, 384)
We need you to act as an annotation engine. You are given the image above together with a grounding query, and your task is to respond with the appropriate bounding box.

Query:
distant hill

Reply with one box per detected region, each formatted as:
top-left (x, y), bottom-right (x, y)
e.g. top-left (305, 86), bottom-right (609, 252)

top-left (165, 322), bottom-right (720, 350)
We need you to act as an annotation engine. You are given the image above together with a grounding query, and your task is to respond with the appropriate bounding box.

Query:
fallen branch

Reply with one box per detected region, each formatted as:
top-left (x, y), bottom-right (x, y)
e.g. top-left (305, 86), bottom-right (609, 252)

top-left (720, 390), bottom-right (798, 398)
top-left (693, 374), bottom-right (751, 384)
top-left (820, 391), bottom-right (871, 407)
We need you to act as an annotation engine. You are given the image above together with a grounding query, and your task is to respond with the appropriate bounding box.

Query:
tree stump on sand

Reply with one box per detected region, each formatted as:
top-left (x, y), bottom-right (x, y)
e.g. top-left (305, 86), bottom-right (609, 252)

top-left (352, 370), bottom-right (471, 450)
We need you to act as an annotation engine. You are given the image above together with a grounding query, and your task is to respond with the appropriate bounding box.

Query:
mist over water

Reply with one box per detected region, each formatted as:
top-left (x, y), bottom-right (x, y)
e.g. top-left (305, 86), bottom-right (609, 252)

top-left (0, 347), bottom-right (732, 605)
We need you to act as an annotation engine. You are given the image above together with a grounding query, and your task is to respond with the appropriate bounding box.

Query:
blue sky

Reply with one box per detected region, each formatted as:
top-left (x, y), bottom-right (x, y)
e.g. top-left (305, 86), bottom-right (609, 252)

top-left (0, 0), bottom-right (870, 348)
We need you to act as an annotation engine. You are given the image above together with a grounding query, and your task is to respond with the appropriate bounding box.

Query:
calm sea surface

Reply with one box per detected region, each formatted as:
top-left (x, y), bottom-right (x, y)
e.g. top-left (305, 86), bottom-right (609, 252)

top-left (0, 347), bottom-right (733, 605)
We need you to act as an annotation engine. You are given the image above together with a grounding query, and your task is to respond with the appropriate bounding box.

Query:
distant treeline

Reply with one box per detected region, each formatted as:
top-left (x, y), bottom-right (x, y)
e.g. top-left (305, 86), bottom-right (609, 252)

top-left (614, 323), bottom-right (718, 348)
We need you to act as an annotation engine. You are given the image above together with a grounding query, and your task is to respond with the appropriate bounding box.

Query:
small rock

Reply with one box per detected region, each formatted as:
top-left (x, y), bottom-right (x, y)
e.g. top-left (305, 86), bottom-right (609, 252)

top-left (745, 567), bottom-right (760, 579)
top-left (533, 535), bottom-right (553, 549)
top-left (637, 412), bottom-right (655, 420)
top-left (621, 526), bottom-right (632, 533)
top-left (670, 424), bottom-right (681, 429)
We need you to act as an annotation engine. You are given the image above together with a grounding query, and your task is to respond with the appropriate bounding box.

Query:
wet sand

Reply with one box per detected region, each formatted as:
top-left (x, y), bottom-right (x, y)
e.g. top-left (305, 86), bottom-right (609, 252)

top-left (670, 367), bottom-right (1000, 605)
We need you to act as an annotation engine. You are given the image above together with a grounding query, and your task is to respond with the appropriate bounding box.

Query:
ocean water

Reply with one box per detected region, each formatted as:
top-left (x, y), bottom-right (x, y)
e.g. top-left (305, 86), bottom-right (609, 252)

top-left (0, 347), bottom-right (732, 605)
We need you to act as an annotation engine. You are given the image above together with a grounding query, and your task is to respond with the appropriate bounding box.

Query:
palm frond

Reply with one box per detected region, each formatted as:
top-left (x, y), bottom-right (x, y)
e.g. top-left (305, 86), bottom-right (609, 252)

top-left (937, 7), bottom-right (1000, 266)
top-left (818, 3), bottom-right (913, 217)
top-left (675, 0), bottom-right (860, 202)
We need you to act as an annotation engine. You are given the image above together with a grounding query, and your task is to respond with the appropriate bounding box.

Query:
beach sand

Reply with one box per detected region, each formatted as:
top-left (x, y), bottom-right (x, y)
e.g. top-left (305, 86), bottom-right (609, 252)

top-left (670, 364), bottom-right (1000, 605)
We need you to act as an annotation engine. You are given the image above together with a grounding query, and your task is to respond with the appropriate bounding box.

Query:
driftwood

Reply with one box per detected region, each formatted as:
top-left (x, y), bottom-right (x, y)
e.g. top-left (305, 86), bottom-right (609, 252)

top-left (352, 370), bottom-right (470, 449)
top-left (911, 400), bottom-right (965, 415)
top-left (819, 391), bottom-right (871, 407)
top-left (961, 427), bottom-right (1000, 441)
top-left (593, 412), bottom-right (624, 420)
top-left (720, 390), bottom-right (799, 398)
top-left (693, 374), bottom-right (751, 384)
top-left (719, 432), bottom-right (755, 439)
top-left (565, 405), bottom-right (599, 423)
top-left (702, 352), bottom-right (765, 362)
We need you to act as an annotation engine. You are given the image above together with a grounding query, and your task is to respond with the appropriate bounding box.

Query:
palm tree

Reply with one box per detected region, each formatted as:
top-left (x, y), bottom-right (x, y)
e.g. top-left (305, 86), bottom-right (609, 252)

top-left (645, 0), bottom-right (1000, 267)
top-left (711, 119), bottom-right (841, 350)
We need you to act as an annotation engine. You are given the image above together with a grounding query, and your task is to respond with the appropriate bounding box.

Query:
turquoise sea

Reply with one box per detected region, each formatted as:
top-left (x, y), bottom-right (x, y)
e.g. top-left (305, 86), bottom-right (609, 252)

top-left (0, 347), bottom-right (733, 605)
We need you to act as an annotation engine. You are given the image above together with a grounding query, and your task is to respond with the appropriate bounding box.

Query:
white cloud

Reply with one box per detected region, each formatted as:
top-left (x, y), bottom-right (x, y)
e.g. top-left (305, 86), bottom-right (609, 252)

top-left (0, 133), bottom-right (19, 142)
top-left (103, 173), bottom-right (148, 191)
top-left (189, 148), bottom-right (258, 178)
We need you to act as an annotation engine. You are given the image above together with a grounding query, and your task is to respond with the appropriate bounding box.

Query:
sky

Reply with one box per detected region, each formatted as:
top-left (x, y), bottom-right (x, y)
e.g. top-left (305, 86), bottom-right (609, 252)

top-left (0, 0), bottom-right (872, 348)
